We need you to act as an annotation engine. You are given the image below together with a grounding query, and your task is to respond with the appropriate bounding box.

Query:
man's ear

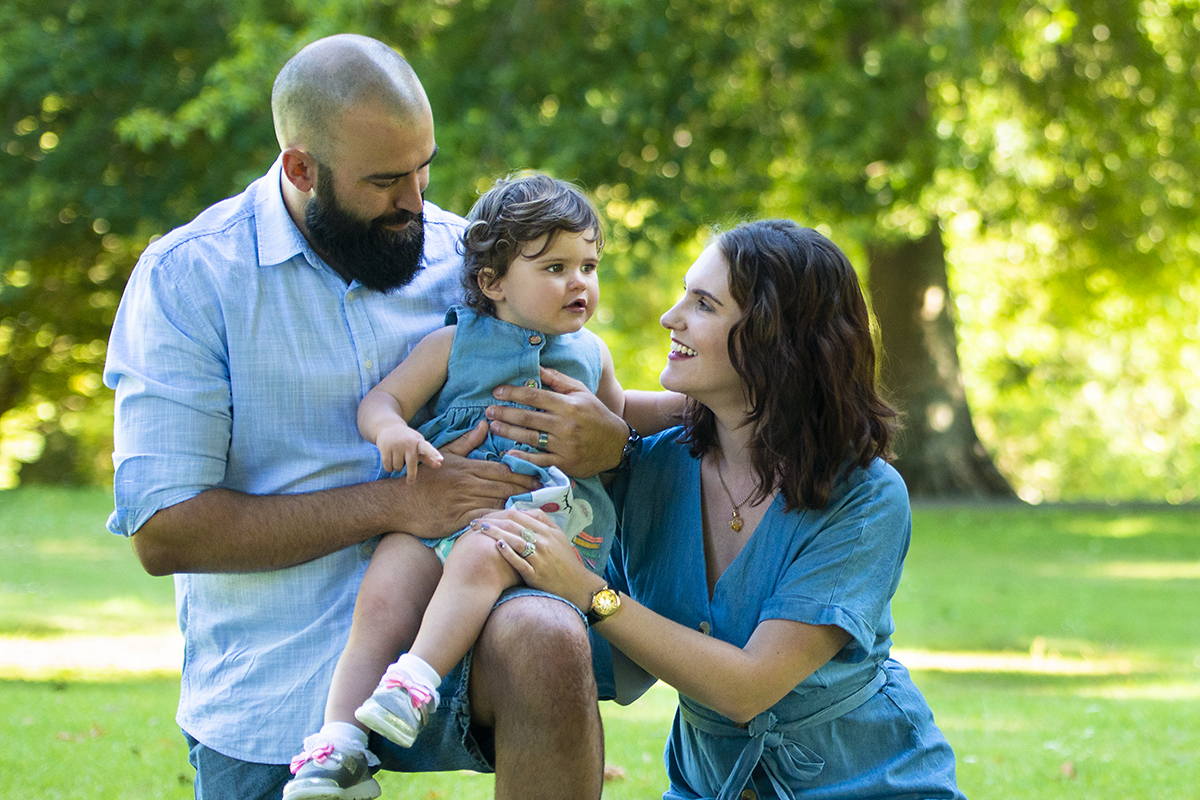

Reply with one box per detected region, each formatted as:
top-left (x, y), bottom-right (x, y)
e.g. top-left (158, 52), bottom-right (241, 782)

top-left (478, 268), bottom-right (504, 302)
top-left (281, 149), bottom-right (317, 194)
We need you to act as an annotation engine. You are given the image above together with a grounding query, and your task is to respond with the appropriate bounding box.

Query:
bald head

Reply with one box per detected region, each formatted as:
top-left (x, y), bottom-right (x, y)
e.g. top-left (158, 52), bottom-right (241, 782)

top-left (271, 34), bottom-right (430, 159)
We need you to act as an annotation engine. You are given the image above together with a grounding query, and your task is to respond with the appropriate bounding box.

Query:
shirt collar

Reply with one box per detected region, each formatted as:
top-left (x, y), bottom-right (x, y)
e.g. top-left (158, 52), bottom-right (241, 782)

top-left (254, 156), bottom-right (322, 270)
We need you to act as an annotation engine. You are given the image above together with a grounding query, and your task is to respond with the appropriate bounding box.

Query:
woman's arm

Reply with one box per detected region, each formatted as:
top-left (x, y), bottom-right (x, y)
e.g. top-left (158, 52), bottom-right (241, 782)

top-left (475, 510), bottom-right (851, 724)
top-left (594, 338), bottom-right (685, 436)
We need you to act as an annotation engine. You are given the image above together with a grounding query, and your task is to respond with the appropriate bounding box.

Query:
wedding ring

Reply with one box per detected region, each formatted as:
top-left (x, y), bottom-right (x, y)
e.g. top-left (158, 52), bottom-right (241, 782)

top-left (536, 430), bottom-right (549, 451)
top-left (519, 541), bottom-right (537, 558)
top-left (520, 527), bottom-right (537, 544)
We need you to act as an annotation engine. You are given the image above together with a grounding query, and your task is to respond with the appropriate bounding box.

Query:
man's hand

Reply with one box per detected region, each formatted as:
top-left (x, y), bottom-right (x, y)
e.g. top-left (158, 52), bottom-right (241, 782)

top-left (130, 421), bottom-right (539, 575)
top-left (485, 367), bottom-right (627, 478)
top-left (393, 420), bottom-right (541, 538)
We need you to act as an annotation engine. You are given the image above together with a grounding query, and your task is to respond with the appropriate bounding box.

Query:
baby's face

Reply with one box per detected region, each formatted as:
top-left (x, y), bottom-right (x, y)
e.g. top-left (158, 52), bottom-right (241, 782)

top-left (485, 229), bottom-right (601, 335)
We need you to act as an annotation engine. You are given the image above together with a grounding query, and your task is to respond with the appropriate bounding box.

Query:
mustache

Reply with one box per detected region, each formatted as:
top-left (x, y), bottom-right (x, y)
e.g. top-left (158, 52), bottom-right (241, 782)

top-left (374, 208), bottom-right (421, 228)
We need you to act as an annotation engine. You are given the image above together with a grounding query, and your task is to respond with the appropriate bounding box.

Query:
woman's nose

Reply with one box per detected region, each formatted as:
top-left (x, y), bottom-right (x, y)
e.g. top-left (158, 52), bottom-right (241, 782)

top-left (660, 302), bottom-right (680, 329)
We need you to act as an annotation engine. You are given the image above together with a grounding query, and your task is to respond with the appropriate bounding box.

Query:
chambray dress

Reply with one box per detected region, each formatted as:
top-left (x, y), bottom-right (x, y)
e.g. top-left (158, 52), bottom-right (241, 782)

top-left (406, 305), bottom-right (614, 572)
top-left (603, 429), bottom-right (964, 800)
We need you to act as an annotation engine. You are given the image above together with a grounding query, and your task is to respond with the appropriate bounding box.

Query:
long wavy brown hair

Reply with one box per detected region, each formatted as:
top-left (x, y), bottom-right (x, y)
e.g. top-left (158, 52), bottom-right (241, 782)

top-left (679, 219), bottom-right (899, 510)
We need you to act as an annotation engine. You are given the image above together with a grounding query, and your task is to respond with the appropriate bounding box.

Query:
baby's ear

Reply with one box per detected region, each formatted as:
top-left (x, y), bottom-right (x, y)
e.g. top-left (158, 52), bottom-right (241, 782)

top-left (478, 268), bottom-right (504, 302)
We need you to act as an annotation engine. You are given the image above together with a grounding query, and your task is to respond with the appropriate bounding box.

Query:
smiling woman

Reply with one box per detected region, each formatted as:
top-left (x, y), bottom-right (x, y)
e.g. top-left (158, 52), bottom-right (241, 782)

top-left (477, 219), bottom-right (966, 800)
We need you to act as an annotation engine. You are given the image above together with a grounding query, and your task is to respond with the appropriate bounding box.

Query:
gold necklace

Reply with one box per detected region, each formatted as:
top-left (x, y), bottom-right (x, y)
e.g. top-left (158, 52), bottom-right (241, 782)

top-left (714, 458), bottom-right (755, 532)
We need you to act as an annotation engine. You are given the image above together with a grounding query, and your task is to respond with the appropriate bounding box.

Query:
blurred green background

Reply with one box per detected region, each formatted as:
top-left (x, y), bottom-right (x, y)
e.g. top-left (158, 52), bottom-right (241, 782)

top-left (2, 0), bottom-right (1199, 502)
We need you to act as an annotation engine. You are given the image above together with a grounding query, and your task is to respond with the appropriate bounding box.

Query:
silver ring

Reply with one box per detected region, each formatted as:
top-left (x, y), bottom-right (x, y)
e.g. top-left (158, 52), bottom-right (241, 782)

top-left (520, 527), bottom-right (537, 544)
top-left (519, 541), bottom-right (537, 558)
top-left (536, 430), bottom-right (549, 451)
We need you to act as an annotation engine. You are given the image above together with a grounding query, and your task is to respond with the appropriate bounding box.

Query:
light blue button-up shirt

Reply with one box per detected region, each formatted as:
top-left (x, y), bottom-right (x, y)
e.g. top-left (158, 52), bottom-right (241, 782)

top-left (104, 158), bottom-right (465, 762)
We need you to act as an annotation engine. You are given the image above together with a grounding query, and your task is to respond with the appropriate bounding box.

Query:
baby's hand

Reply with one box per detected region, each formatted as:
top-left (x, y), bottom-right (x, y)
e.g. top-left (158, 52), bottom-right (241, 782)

top-left (376, 424), bottom-right (444, 483)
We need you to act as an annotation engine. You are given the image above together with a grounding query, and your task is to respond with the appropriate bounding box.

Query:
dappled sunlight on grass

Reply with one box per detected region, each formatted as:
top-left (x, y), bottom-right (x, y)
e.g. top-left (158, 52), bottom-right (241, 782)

top-left (1059, 513), bottom-right (1197, 539)
top-left (1074, 679), bottom-right (1200, 700)
top-left (0, 630), bottom-right (182, 681)
top-left (1086, 560), bottom-right (1200, 579)
top-left (896, 647), bottom-right (1138, 676)
top-left (31, 536), bottom-right (127, 559)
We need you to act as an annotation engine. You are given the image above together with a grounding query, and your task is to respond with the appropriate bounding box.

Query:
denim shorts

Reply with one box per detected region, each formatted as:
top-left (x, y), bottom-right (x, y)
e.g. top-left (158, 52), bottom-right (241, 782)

top-left (183, 587), bottom-right (584, 798)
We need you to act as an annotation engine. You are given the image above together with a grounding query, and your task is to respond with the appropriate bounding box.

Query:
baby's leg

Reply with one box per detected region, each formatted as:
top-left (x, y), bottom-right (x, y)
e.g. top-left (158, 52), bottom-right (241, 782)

top-left (408, 530), bottom-right (522, 678)
top-left (324, 532), bottom-right (442, 727)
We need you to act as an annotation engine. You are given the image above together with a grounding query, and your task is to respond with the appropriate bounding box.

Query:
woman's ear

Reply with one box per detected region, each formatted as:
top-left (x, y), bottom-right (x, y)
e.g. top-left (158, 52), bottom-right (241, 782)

top-left (479, 268), bottom-right (505, 303)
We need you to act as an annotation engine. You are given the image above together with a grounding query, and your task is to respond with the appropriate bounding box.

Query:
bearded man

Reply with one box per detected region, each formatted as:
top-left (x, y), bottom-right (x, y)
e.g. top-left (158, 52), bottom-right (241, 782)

top-left (105, 34), bottom-right (627, 800)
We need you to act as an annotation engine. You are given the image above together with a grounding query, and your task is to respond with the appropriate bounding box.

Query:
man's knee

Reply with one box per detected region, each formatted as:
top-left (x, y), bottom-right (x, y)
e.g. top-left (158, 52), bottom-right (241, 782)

top-left (470, 596), bottom-right (595, 723)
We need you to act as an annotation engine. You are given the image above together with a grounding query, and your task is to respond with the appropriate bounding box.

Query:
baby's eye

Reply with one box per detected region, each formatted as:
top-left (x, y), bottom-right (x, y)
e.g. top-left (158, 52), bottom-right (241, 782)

top-left (546, 263), bottom-right (564, 273)
top-left (581, 263), bottom-right (598, 274)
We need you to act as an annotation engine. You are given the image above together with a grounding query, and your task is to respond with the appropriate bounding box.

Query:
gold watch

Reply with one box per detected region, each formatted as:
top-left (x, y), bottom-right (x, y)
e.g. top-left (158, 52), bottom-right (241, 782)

top-left (586, 584), bottom-right (621, 625)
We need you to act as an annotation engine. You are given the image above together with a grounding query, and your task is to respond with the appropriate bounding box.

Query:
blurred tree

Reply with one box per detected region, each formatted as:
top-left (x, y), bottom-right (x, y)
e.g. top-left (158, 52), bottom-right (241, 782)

top-left (0, 0), bottom-right (441, 485)
top-left (2, 0), bottom-right (1197, 501)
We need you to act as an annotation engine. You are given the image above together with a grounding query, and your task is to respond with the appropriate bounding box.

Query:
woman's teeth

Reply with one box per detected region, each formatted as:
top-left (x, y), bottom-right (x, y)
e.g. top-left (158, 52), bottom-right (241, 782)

top-left (671, 341), bottom-right (697, 357)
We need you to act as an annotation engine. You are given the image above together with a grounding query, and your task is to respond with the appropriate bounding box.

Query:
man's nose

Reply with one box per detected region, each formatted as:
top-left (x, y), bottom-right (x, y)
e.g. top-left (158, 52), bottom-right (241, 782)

top-left (393, 173), bottom-right (424, 214)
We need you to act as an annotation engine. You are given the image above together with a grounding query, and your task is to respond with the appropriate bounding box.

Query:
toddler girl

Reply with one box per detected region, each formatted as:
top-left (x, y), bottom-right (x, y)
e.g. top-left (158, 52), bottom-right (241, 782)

top-left (284, 173), bottom-right (650, 800)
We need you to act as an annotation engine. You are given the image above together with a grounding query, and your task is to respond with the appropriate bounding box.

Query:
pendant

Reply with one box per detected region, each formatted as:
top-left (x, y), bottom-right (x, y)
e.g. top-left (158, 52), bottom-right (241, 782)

top-left (730, 513), bottom-right (744, 532)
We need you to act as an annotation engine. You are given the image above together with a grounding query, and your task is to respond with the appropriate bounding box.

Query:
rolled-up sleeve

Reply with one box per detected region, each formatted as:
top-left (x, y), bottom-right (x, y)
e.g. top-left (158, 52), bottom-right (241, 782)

top-left (760, 465), bottom-right (911, 662)
top-left (105, 251), bottom-right (233, 536)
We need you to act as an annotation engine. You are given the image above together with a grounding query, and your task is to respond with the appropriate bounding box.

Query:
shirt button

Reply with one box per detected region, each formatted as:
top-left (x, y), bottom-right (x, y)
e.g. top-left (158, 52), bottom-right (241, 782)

top-left (524, 378), bottom-right (539, 388)
top-left (364, 360), bottom-right (373, 370)
top-left (740, 790), bottom-right (757, 800)
top-left (528, 334), bottom-right (543, 345)
top-left (360, 543), bottom-right (375, 557)
top-left (698, 621), bottom-right (711, 635)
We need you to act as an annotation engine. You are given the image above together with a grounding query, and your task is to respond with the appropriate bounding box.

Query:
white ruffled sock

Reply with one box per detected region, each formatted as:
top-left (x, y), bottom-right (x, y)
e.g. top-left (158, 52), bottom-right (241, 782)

top-left (394, 652), bottom-right (442, 690)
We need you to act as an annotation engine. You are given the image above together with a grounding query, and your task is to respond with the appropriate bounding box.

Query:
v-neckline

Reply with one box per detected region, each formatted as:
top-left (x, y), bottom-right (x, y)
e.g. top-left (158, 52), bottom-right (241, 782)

top-left (696, 454), bottom-right (776, 602)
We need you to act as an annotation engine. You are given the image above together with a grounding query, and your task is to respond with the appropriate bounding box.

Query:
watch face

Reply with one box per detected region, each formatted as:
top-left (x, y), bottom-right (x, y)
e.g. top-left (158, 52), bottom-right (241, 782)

top-left (593, 588), bottom-right (620, 617)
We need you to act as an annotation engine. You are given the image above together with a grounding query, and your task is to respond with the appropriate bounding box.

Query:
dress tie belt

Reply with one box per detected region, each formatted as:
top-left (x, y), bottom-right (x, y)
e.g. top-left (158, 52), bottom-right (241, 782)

top-left (678, 666), bottom-right (887, 800)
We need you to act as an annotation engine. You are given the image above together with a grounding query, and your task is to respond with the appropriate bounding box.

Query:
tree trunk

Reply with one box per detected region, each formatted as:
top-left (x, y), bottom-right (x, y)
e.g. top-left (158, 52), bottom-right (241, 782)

top-left (868, 225), bottom-right (1016, 498)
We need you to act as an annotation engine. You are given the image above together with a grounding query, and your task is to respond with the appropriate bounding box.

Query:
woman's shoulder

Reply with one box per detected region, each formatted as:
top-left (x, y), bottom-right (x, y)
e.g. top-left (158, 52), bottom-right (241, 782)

top-left (636, 426), bottom-right (689, 464)
top-left (822, 457), bottom-right (911, 529)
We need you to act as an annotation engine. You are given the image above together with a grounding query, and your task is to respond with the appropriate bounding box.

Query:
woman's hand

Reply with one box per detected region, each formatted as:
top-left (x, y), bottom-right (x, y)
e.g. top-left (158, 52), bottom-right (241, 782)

top-left (469, 509), bottom-right (605, 610)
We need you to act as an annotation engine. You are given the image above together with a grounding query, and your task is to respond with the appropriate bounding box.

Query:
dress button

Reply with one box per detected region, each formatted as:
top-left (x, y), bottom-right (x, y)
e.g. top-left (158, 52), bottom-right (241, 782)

top-left (698, 621), bottom-right (711, 635)
top-left (524, 378), bottom-right (539, 388)
top-left (528, 334), bottom-right (543, 345)
top-left (740, 790), bottom-right (757, 800)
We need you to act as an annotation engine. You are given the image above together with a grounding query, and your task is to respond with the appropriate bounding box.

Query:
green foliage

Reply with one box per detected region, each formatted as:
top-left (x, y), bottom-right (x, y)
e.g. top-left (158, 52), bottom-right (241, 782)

top-left (4, 489), bottom-right (1200, 797)
top-left (2, 1), bottom-right (1199, 500)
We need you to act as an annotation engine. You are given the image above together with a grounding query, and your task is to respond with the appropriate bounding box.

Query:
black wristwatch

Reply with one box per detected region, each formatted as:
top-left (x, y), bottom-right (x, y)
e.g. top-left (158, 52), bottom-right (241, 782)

top-left (616, 423), bottom-right (640, 472)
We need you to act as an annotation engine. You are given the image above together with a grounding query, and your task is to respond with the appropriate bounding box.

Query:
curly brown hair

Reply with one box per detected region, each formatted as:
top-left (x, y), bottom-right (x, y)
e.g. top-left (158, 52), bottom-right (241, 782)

top-left (460, 172), bottom-right (604, 316)
top-left (679, 219), bottom-right (899, 510)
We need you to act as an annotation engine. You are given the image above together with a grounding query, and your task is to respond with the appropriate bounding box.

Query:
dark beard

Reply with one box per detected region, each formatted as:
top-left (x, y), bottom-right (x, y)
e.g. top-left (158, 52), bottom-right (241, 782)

top-left (305, 170), bottom-right (425, 293)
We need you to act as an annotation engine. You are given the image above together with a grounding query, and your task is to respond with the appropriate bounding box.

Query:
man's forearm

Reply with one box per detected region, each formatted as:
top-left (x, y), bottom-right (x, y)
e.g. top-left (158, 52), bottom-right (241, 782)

top-left (130, 482), bottom-right (402, 575)
top-left (129, 426), bottom-right (540, 576)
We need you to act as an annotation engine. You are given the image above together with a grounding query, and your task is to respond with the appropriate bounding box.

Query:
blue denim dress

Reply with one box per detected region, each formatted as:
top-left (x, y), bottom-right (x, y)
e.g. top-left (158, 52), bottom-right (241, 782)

top-left (603, 429), bottom-right (965, 800)
top-left (408, 305), bottom-right (615, 572)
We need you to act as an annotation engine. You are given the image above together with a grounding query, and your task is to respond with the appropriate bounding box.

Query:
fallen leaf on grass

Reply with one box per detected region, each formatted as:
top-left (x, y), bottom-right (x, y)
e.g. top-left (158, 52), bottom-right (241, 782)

top-left (604, 764), bottom-right (627, 782)
top-left (55, 723), bottom-right (105, 742)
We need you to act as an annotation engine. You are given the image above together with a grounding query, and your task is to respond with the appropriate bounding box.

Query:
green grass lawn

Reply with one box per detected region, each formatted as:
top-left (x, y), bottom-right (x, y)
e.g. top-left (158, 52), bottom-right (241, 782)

top-left (2, 487), bottom-right (1198, 798)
